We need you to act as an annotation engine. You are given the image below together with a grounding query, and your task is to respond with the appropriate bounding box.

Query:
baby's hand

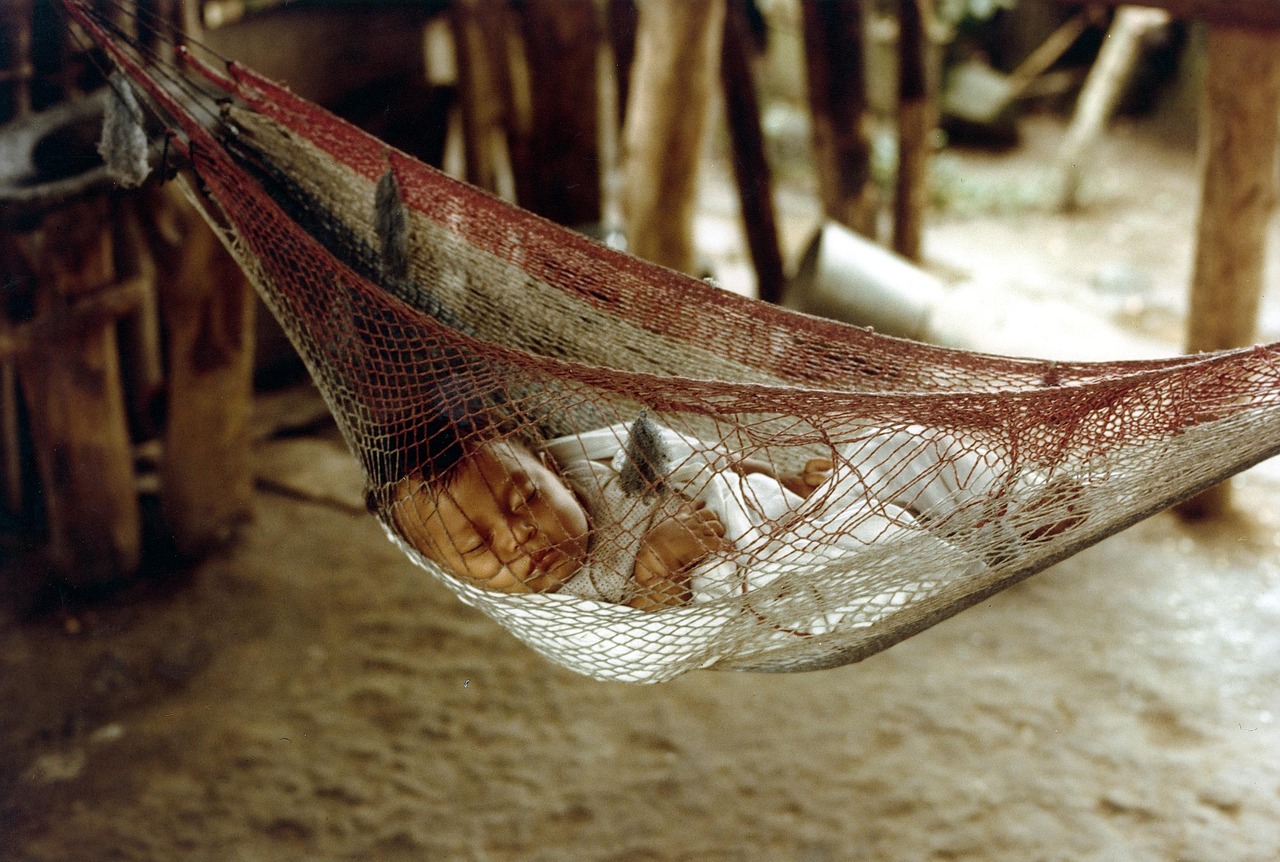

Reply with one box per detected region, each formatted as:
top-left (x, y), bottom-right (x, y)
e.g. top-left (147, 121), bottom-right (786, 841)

top-left (781, 458), bottom-right (833, 499)
top-left (631, 500), bottom-right (726, 610)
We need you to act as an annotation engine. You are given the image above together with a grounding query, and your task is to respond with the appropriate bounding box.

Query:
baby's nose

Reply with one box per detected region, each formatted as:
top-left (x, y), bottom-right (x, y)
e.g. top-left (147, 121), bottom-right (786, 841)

top-left (500, 515), bottom-right (536, 556)
top-left (514, 513), bottom-right (537, 540)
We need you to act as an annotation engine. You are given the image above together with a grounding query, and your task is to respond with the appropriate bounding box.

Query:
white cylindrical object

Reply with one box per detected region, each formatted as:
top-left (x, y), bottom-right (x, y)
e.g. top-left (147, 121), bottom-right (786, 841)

top-left (787, 221), bottom-right (944, 341)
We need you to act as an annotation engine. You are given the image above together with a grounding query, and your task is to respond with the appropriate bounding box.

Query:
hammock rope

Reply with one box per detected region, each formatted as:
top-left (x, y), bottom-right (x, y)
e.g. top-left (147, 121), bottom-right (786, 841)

top-left (62, 0), bottom-right (1280, 682)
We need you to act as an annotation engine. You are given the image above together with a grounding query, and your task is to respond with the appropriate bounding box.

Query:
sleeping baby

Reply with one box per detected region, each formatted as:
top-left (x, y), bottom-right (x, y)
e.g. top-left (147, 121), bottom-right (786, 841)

top-left (386, 415), bottom-right (1048, 611)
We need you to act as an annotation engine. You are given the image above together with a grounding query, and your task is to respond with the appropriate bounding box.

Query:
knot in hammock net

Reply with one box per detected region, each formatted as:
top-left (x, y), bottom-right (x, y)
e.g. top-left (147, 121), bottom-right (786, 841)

top-left (61, 0), bottom-right (1280, 682)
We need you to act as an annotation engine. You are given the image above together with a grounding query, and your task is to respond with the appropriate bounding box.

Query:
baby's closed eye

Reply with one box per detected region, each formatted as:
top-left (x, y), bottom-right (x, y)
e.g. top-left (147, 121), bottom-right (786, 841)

top-left (455, 533), bottom-right (487, 556)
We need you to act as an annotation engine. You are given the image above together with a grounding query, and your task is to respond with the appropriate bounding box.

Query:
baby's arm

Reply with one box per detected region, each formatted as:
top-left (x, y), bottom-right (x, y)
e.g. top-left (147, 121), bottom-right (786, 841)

top-left (733, 456), bottom-right (834, 500)
top-left (630, 499), bottom-right (726, 611)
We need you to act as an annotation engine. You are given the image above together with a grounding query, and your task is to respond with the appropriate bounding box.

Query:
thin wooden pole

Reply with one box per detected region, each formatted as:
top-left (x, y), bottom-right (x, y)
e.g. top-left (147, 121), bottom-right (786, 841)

top-left (800, 0), bottom-right (876, 237)
top-left (893, 0), bottom-right (930, 262)
top-left (721, 0), bottom-right (785, 303)
top-left (1178, 23), bottom-right (1280, 518)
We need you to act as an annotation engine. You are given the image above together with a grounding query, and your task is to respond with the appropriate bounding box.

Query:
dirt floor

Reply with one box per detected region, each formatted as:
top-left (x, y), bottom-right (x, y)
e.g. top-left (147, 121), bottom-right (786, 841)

top-left (4, 113), bottom-right (1280, 861)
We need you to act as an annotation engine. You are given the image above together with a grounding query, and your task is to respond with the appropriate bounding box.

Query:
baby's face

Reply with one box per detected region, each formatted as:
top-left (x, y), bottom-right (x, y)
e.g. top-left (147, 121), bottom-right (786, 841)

top-left (392, 438), bottom-right (590, 594)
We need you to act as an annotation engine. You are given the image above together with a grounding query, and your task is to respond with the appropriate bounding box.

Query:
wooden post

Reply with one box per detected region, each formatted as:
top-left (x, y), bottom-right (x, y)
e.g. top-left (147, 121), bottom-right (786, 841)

top-left (1177, 23), bottom-right (1280, 518)
top-left (513, 0), bottom-right (603, 227)
top-left (621, 0), bottom-right (726, 274)
top-left (144, 185), bottom-right (257, 556)
top-left (11, 196), bottom-right (142, 583)
top-left (800, 0), bottom-right (878, 238)
top-left (421, 16), bottom-right (461, 170)
top-left (721, 0), bottom-right (785, 303)
top-left (893, 0), bottom-right (931, 262)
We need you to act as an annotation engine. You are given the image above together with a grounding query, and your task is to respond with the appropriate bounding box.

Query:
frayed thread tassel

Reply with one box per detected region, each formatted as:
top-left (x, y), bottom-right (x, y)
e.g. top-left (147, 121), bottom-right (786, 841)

top-left (620, 412), bottom-right (670, 498)
top-left (376, 167), bottom-right (410, 282)
top-left (97, 72), bottom-right (151, 188)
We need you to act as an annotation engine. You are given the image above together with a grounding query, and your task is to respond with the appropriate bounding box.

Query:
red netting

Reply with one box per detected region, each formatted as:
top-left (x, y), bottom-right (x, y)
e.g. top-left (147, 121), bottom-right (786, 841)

top-left (66, 1), bottom-right (1280, 682)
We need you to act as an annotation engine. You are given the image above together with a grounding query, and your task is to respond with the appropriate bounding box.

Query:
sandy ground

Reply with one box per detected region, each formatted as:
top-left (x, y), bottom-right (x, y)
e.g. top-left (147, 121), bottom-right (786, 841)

top-left (4, 115), bottom-right (1280, 860)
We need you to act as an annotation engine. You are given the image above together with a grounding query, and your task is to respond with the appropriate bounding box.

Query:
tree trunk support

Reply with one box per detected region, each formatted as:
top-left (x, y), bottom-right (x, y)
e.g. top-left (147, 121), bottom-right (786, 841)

top-left (1177, 23), bottom-right (1280, 518)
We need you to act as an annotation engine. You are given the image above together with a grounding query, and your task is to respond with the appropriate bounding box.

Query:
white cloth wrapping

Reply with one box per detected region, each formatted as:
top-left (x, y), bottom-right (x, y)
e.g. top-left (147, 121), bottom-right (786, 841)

top-left (542, 423), bottom-right (993, 609)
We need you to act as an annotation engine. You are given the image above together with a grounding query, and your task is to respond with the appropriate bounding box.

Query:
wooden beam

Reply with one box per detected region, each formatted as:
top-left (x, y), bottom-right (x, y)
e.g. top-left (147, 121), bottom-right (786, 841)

top-left (1053, 0), bottom-right (1280, 30)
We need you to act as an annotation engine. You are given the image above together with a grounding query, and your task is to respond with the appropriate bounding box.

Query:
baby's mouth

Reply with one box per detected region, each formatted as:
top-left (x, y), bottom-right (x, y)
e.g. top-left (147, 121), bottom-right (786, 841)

top-left (527, 547), bottom-right (562, 580)
top-left (530, 544), bottom-right (586, 592)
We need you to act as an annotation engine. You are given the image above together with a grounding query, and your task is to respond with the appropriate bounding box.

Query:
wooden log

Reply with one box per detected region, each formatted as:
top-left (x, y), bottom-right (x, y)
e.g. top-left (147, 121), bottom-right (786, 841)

top-left (143, 185), bottom-right (256, 556)
top-left (10, 196), bottom-right (141, 583)
top-left (893, 0), bottom-right (931, 262)
top-left (721, 0), bottom-right (785, 303)
top-left (513, 0), bottom-right (603, 227)
top-left (800, 0), bottom-right (877, 237)
top-left (1057, 6), bottom-right (1170, 212)
top-left (1177, 23), bottom-right (1280, 519)
top-left (621, 0), bottom-right (726, 274)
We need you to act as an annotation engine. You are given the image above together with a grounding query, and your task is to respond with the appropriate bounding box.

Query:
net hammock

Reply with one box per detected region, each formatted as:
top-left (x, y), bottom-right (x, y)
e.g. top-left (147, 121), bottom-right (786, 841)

top-left (64, 1), bottom-right (1280, 683)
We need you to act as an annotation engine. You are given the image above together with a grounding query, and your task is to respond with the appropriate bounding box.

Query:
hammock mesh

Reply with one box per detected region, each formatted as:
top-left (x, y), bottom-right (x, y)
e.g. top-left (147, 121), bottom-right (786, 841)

top-left (66, 1), bottom-right (1280, 682)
